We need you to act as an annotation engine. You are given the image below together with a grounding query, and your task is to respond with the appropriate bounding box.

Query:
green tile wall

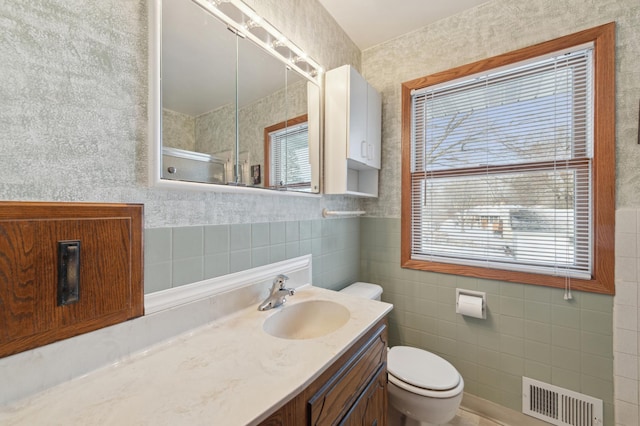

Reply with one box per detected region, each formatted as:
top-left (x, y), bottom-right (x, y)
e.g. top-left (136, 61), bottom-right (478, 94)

top-left (144, 217), bottom-right (360, 293)
top-left (360, 217), bottom-right (614, 425)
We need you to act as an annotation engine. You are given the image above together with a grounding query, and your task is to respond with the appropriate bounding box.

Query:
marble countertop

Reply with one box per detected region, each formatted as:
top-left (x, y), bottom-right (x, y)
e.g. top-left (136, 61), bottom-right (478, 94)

top-left (0, 285), bottom-right (392, 425)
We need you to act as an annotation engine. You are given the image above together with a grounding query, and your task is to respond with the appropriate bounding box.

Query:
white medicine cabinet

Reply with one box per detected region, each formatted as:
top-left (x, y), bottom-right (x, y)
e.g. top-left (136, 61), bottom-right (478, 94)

top-left (324, 65), bottom-right (382, 197)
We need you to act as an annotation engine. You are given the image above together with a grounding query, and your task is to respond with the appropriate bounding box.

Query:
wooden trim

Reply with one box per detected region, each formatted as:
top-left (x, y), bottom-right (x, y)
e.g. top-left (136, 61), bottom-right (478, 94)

top-left (263, 114), bottom-right (308, 187)
top-left (401, 83), bottom-right (414, 275)
top-left (591, 22), bottom-right (616, 295)
top-left (401, 23), bottom-right (616, 295)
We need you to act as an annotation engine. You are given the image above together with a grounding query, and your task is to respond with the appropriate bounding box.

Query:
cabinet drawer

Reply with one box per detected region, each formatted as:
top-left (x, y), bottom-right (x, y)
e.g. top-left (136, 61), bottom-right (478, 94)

top-left (308, 324), bottom-right (387, 426)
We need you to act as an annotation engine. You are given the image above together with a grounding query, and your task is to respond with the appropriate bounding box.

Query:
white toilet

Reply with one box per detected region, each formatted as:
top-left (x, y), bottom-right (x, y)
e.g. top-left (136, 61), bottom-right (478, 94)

top-left (340, 282), bottom-right (464, 426)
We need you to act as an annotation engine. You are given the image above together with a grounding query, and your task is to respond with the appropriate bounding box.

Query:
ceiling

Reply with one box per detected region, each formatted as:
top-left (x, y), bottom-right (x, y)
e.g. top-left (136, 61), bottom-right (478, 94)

top-left (317, 0), bottom-right (490, 50)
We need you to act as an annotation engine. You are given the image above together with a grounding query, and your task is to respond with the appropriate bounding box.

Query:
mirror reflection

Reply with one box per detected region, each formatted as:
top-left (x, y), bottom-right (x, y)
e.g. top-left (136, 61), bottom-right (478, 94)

top-left (159, 0), bottom-right (320, 193)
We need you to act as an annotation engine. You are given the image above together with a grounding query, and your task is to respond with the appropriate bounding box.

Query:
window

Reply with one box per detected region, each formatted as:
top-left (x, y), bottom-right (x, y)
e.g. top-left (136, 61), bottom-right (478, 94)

top-left (401, 23), bottom-right (615, 294)
top-left (264, 114), bottom-right (312, 190)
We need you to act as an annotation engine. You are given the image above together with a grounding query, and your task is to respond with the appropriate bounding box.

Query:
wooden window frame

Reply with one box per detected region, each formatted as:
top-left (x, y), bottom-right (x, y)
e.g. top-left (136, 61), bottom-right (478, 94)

top-left (400, 23), bottom-right (616, 294)
top-left (263, 114), bottom-right (309, 188)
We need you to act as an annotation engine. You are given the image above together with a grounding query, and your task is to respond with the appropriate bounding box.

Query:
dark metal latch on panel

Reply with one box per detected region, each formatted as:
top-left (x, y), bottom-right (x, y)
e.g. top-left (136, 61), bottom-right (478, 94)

top-left (57, 240), bottom-right (81, 305)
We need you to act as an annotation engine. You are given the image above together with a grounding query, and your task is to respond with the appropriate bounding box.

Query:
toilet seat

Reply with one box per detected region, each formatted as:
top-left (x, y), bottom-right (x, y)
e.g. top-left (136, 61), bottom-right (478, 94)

top-left (388, 346), bottom-right (463, 398)
top-left (388, 372), bottom-right (464, 399)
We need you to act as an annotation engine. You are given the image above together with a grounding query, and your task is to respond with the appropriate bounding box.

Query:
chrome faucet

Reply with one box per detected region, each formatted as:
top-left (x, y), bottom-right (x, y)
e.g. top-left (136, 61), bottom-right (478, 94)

top-left (258, 274), bottom-right (295, 311)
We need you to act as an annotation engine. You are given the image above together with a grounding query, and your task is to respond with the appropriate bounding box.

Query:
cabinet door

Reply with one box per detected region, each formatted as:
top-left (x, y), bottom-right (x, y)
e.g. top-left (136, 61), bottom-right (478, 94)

top-left (366, 84), bottom-right (382, 169)
top-left (258, 399), bottom-right (301, 426)
top-left (308, 324), bottom-right (387, 425)
top-left (339, 365), bottom-right (388, 426)
top-left (347, 67), bottom-right (369, 165)
top-left (0, 202), bottom-right (143, 358)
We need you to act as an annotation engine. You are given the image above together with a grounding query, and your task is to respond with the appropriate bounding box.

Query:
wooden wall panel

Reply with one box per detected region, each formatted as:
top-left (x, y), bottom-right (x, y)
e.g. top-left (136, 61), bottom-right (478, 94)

top-left (0, 222), bottom-right (47, 341)
top-left (0, 202), bottom-right (143, 358)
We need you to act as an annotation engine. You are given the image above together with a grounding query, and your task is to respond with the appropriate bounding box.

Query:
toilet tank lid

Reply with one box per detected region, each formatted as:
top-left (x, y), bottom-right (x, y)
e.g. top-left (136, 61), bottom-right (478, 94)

top-left (340, 282), bottom-right (383, 299)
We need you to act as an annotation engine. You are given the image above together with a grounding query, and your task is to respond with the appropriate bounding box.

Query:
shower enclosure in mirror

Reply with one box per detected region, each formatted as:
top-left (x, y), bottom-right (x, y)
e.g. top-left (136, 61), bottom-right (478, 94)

top-left (149, 0), bottom-right (322, 194)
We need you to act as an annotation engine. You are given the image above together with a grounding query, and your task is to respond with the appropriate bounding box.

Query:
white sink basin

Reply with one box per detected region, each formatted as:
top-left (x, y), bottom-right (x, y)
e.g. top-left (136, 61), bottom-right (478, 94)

top-left (263, 300), bottom-right (350, 339)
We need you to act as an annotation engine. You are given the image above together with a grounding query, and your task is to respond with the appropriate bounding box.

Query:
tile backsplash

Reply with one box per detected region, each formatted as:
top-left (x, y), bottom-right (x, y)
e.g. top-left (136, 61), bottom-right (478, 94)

top-left (144, 217), bottom-right (360, 294)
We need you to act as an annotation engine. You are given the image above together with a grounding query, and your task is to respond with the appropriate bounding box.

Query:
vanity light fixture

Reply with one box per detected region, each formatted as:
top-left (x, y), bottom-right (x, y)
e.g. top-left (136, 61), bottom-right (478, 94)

top-left (272, 39), bottom-right (288, 49)
top-left (194, 0), bottom-right (322, 84)
top-left (243, 19), bottom-right (260, 30)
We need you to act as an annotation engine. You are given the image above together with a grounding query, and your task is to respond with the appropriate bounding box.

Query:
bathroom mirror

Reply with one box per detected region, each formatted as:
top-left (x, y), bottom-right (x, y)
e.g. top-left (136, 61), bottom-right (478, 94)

top-left (150, 0), bottom-right (322, 194)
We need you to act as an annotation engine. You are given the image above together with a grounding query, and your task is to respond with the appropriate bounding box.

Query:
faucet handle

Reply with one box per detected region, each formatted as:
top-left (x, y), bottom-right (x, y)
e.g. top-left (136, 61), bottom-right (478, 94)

top-left (273, 274), bottom-right (290, 289)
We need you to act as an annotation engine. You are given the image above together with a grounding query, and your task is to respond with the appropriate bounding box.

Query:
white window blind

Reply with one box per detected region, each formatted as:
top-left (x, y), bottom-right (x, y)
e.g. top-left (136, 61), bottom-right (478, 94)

top-left (269, 121), bottom-right (311, 190)
top-left (410, 45), bottom-right (594, 279)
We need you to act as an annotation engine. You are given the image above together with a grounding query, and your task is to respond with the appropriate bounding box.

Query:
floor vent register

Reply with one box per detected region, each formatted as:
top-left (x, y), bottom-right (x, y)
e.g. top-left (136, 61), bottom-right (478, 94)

top-left (522, 377), bottom-right (603, 426)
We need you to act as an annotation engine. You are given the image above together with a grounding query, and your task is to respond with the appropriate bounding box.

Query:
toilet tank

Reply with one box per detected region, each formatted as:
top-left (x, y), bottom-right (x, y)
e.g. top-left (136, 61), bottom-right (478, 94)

top-left (339, 282), bottom-right (383, 301)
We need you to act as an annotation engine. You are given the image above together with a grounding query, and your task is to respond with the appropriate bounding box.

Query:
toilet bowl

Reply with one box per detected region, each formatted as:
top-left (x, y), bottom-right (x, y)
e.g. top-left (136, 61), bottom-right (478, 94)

top-left (339, 282), bottom-right (464, 425)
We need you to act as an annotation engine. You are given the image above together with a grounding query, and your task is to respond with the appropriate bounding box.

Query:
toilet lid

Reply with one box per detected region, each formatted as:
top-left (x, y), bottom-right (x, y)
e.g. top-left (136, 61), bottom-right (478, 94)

top-left (388, 346), bottom-right (460, 391)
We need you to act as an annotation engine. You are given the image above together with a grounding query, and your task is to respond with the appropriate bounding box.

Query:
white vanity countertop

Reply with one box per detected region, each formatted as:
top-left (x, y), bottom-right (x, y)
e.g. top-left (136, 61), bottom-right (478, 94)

top-left (0, 286), bottom-right (392, 425)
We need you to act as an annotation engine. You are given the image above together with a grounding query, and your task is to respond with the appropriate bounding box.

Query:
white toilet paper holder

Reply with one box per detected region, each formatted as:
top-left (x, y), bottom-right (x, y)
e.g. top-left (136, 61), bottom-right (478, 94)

top-left (455, 288), bottom-right (487, 319)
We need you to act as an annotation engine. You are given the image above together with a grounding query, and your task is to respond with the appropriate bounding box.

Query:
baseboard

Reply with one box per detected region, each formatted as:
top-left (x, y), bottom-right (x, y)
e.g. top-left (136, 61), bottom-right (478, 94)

top-left (461, 392), bottom-right (549, 426)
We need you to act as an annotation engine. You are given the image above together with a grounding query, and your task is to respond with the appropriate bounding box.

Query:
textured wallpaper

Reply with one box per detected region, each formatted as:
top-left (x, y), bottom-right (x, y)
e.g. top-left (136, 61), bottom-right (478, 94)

top-left (0, 0), bottom-right (147, 196)
top-left (0, 0), bottom-right (361, 228)
top-left (361, 0), bottom-right (640, 218)
top-left (195, 103), bottom-right (235, 157)
top-left (162, 108), bottom-right (195, 151)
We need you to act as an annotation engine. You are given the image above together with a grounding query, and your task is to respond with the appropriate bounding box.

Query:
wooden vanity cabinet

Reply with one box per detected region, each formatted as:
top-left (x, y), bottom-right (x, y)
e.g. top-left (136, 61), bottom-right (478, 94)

top-left (259, 318), bottom-right (388, 426)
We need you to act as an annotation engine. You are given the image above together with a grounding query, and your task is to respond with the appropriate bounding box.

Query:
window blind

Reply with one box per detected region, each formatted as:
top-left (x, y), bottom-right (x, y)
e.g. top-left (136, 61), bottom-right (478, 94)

top-left (269, 122), bottom-right (311, 189)
top-left (410, 45), bottom-right (594, 279)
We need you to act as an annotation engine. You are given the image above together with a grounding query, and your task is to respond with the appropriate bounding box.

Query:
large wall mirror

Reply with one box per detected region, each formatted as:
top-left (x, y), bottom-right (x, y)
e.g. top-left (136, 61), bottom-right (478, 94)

top-left (149, 0), bottom-right (322, 194)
